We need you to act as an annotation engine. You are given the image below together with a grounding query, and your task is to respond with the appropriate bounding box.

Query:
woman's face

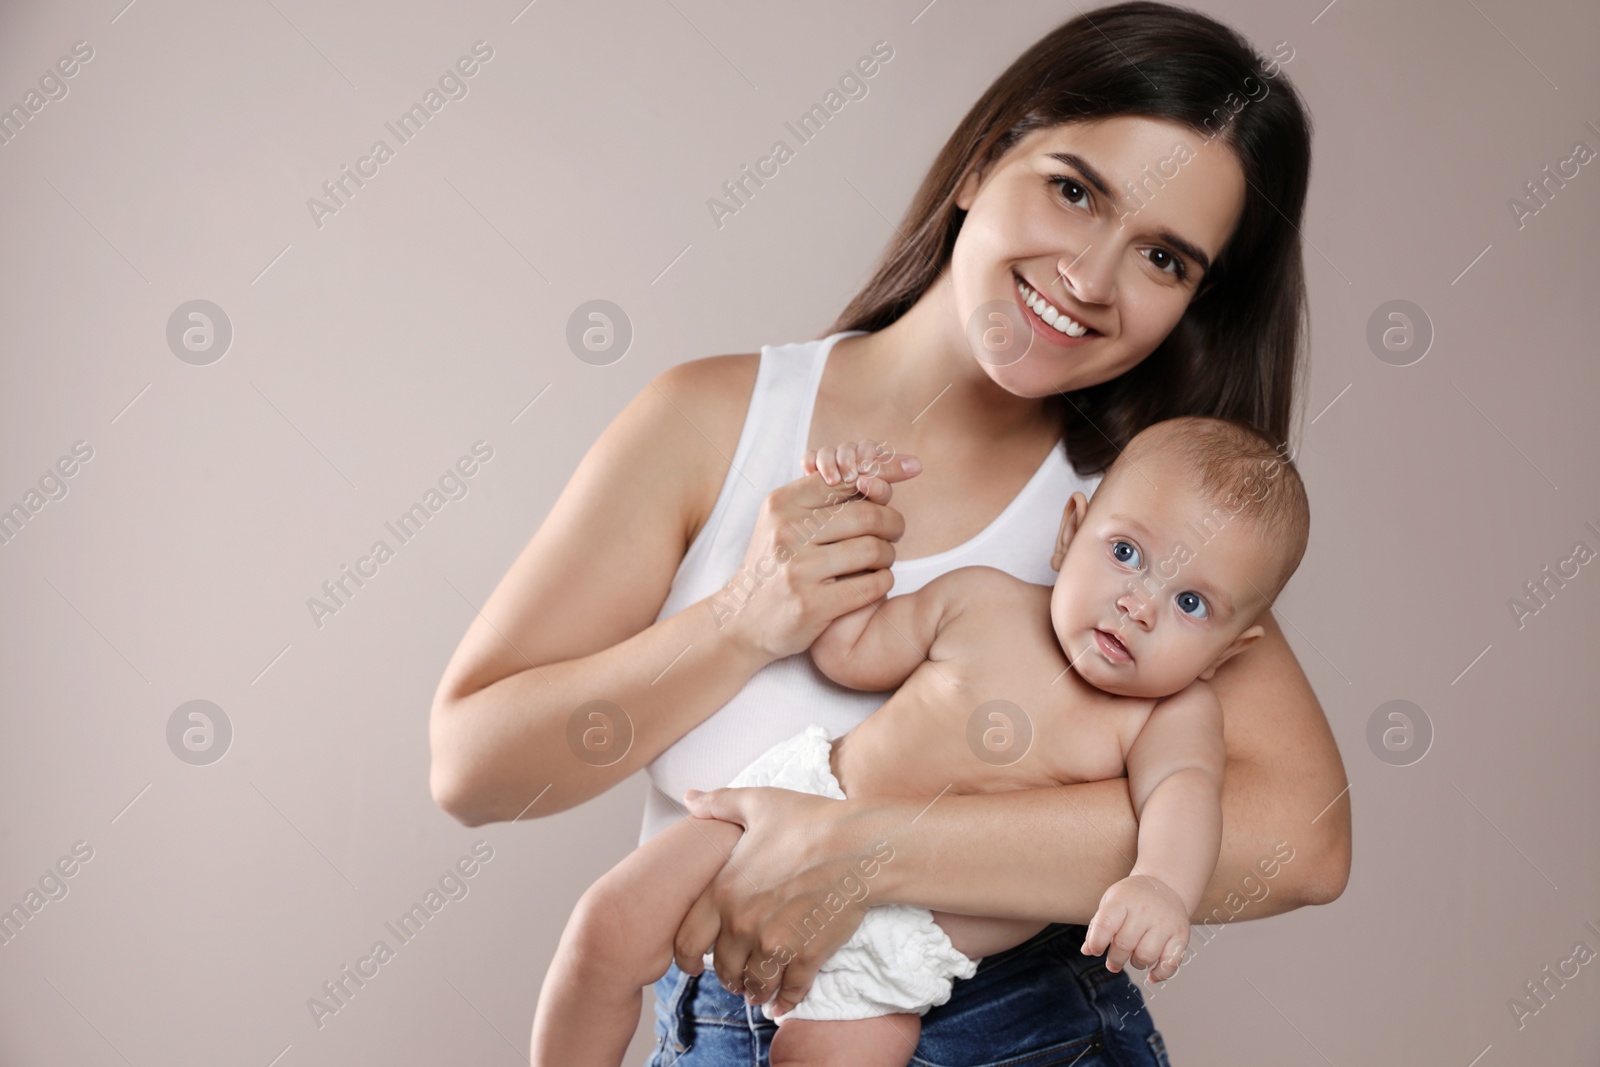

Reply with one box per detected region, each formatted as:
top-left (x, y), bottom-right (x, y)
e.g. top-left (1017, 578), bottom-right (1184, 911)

top-left (950, 116), bottom-right (1247, 397)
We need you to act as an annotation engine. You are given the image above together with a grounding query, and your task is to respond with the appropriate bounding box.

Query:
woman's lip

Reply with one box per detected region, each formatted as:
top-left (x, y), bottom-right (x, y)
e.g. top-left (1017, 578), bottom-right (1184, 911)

top-left (1094, 628), bottom-right (1132, 663)
top-left (1013, 275), bottom-right (1099, 348)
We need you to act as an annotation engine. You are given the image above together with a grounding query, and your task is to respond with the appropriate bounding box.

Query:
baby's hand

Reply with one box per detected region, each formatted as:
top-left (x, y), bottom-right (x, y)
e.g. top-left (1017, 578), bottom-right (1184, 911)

top-left (802, 439), bottom-right (919, 503)
top-left (1081, 874), bottom-right (1191, 982)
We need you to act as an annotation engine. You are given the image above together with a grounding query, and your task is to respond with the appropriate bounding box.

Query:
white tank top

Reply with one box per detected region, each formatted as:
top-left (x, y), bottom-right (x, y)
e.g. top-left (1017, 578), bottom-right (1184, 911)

top-left (638, 330), bottom-right (1105, 844)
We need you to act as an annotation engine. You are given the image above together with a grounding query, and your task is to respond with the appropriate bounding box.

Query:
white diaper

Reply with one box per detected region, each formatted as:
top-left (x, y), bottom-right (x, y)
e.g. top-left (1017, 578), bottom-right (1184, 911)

top-left (699, 723), bottom-right (978, 1022)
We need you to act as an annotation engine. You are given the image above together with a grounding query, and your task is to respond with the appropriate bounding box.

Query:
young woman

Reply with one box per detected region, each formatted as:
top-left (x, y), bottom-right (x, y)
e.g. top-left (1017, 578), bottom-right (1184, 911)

top-left (429, 3), bottom-right (1351, 1063)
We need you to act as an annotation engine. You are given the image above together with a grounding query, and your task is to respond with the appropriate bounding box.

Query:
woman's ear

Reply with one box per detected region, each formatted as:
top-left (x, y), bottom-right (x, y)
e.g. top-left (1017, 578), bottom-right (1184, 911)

top-left (954, 164), bottom-right (987, 211)
top-left (1050, 492), bottom-right (1089, 571)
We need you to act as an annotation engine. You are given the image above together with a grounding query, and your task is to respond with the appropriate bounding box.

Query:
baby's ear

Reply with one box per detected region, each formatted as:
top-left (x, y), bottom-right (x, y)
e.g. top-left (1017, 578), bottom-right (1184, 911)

top-left (1199, 623), bottom-right (1267, 680)
top-left (1050, 492), bottom-right (1089, 571)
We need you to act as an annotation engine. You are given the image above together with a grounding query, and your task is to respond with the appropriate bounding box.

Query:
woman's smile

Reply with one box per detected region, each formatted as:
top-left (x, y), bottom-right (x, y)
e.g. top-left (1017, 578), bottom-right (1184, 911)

top-left (1014, 272), bottom-right (1099, 344)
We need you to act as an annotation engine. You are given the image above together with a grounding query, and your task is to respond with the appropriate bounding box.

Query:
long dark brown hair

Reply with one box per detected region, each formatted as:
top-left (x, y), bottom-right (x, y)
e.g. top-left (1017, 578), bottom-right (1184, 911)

top-left (824, 1), bottom-right (1313, 476)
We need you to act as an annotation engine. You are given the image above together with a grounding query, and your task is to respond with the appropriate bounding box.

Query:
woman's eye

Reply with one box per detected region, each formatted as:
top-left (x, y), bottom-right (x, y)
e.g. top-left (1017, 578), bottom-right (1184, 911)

top-left (1111, 540), bottom-right (1141, 567)
top-left (1176, 591), bottom-right (1209, 619)
top-left (1050, 175), bottom-right (1090, 209)
top-left (1143, 247), bottom-right (1188, 281)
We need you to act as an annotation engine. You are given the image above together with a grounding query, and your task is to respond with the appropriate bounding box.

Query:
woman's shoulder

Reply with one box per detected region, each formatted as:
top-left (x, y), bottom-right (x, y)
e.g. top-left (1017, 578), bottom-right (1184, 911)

top-left (653, 351), bottom-right (761, 456)
top-left (655, 351), bottom-right (760, 411)
top-left (651, 351), bottom-right (762, 548)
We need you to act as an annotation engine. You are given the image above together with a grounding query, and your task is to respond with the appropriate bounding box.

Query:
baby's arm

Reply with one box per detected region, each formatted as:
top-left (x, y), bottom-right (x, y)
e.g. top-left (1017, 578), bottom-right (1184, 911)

top-left (1081, 681), bottom-right (1226, 981)
top-left (812, 579), bottom-right (947, 697)
top-left (809, 577), bottom-right (952, 692)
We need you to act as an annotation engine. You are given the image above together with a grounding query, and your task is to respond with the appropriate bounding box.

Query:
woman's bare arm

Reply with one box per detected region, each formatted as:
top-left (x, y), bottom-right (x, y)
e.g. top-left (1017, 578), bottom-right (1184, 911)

top-left (430, 357), bottom-right (922, 827)
top-left (676, 609), bottom-right (1351, 1009)
top-left (429, 357), bottom-right (776, 825)
top-left (870, 610), bottom-right (1352, 918)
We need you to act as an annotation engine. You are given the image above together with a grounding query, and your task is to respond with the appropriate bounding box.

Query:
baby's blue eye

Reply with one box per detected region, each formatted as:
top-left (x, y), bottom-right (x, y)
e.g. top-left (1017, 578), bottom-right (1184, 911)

top-left (1176, 591), bottom-right (1209, 618)
top-left (1111, 540), bottom-right (1141, 567)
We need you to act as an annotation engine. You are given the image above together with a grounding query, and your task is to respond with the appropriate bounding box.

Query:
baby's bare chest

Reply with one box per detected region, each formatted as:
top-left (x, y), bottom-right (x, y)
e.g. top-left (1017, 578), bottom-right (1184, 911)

top-left (833, 591), bottom-right (1148, 798)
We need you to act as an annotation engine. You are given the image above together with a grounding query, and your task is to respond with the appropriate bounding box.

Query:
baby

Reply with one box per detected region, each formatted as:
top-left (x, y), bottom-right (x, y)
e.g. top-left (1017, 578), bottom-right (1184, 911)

top-left (529, 415), bottom-right (1309, 1067)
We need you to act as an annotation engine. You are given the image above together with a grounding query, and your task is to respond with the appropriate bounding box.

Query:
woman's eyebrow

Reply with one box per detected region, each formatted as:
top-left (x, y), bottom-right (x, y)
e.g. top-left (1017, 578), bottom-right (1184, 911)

top-left (1044, 152), bottom-right (1214, 276)
top-left (1045, 152), bottom-right (1116, 200)
top-left (1152, 230), bottom-right (1212, 275)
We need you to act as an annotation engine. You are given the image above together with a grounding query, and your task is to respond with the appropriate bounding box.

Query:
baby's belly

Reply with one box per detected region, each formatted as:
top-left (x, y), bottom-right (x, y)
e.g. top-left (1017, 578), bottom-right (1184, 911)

top-left (830, 700), bottom-right (1069, 799)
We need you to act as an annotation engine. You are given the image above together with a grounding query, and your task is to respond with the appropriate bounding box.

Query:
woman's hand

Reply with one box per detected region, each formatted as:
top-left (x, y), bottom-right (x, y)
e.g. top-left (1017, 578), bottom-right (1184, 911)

top-left (672, 785), bottom-right (893, 1016)
top-left (721, 440), bottom-right (920, 661)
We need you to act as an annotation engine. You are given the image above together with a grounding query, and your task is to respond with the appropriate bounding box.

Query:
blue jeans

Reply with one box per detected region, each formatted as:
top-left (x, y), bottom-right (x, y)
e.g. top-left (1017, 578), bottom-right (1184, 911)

top-left (645, 922), bottom-right (1171, 1066)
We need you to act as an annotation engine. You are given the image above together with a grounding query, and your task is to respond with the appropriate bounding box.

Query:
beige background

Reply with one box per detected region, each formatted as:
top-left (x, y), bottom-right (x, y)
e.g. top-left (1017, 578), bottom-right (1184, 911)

top-left (1, 0), bottom-right (1597, 1063)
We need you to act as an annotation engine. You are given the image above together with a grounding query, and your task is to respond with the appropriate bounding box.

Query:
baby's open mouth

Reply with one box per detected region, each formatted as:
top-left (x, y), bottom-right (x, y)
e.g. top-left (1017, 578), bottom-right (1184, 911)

top-left (1094, 628), bottom-right (1132, 662)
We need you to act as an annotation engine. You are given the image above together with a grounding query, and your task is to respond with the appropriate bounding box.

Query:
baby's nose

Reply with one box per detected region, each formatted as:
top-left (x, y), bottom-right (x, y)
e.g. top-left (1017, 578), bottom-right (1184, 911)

top-left (1117, 591), bottom-right (1153, 625)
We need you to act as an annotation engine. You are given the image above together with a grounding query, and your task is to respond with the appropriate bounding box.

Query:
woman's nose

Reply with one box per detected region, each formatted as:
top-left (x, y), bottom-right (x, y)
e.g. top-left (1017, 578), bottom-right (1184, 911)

top-left (1055, 243), bottom-right (1116, 307)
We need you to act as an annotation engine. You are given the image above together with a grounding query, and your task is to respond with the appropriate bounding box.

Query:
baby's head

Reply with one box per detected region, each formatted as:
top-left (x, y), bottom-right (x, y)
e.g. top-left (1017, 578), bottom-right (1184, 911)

top-left (1049, 416), bottom-right (1309, 699)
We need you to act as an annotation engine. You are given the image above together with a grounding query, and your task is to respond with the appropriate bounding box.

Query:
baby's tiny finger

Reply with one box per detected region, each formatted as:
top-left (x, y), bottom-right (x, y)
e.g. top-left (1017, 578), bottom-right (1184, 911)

top-left (1083, 902), bottom-right (1124, 955)
top-left (1154, 939), bottom-right (1186, 981)
top-left (1105, 924), bottom-right (1139, 973)
top-left (1130, 928), bottom-right (1168, 972)
top-left (817, 448), bottom-right (840, 485)
top-left (858, 439), bottom-right (885, 477)
top-left (837, 441), bottom-right (860, 482)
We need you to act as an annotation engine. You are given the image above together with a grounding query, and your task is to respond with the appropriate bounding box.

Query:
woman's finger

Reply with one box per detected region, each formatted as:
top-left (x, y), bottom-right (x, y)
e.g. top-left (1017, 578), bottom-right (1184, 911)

top-left (672, 892), bottom-right (721, 976)
top-left (710, 911), bottom-right (758, 999)
top-left (872, 453), bottom-right (919, 483)
top-left (683, 787), bottom-right (750, 827)
top-left (770, 952), bottom-right (823, 1017)
top-left (855, 473), bottom-right (891, 505)
top-left (801, 449), bottom-right (818, 475)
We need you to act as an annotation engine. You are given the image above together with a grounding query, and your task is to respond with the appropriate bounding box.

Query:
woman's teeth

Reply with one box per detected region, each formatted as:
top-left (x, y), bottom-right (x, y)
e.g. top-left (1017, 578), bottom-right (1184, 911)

top-left (1016, 277), bottom-right (1089, 337)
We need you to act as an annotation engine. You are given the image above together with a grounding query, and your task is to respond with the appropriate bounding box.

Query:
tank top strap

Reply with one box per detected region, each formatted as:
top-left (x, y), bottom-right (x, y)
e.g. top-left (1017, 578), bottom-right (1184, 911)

top-left (667, 331), bottom-right (866, 600)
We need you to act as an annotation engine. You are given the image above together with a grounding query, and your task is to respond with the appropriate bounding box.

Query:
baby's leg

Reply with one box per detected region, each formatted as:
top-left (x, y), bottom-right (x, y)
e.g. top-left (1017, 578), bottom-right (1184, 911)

top-left (768, 1013), bottom-right (922, 1067)
top-left (529, 814), bottom-right (745, 1067)
top-left (928, 911), bottom-right (1051, 960)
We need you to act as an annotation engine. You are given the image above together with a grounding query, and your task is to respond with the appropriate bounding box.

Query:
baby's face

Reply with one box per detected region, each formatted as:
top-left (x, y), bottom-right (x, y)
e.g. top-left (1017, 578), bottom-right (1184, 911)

top-left (1050, 453), bottom-right (1270, 698)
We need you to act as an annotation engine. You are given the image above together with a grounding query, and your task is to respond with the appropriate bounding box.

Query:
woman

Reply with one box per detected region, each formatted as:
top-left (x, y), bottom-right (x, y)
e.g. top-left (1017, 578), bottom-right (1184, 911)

top-left (430, 3), bottom-right (1350, 1063)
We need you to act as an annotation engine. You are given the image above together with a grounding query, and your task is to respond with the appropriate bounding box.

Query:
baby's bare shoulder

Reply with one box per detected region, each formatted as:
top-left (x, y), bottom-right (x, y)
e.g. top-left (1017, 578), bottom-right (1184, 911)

top-left (922, 567), bottom-right (1052, 651)
top-left (923, 565), bottom-right (1045, 608)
